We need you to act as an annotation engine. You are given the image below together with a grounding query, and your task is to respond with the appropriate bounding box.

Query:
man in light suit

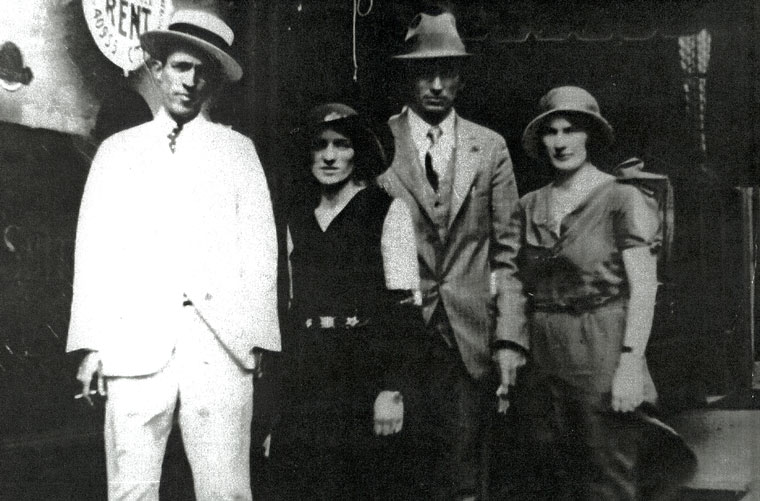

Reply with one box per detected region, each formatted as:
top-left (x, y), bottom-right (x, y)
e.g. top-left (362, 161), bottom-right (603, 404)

top-left (67, 8), bottom-right (280, 500)
top-left (377, 9), bottom-right (524, 500)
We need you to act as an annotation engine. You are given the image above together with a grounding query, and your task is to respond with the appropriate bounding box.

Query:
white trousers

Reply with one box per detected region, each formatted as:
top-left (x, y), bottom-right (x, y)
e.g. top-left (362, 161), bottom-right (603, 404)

top-left (104, 308), bottom-right (254, 501)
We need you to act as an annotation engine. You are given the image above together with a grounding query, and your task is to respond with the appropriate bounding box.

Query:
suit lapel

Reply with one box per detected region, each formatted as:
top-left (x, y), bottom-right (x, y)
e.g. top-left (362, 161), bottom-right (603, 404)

top-left (389, 113), bottom-right (440, 224)
top-left (448, 118), bottom-right (481, 228)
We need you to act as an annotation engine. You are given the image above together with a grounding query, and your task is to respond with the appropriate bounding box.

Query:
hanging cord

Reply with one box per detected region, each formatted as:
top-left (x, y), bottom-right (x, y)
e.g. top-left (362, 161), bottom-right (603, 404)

top-left (352, 0), bottom-right (374, 81)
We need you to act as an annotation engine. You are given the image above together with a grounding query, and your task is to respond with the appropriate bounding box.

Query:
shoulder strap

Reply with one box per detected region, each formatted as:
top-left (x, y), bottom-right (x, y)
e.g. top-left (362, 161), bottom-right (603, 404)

top-left (614, 157), bottom-right (675, 273)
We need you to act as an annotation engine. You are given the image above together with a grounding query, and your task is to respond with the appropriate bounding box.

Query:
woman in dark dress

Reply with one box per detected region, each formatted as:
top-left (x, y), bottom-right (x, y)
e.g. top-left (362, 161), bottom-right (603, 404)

top-left (275, 103), bottom-right (423, 499)
top-left (497, 87), bottom-right (695, 500)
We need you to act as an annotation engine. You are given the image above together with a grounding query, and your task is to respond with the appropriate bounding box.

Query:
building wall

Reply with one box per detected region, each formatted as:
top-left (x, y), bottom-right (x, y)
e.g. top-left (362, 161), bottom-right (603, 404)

top-left (0, 0), bottom-right (99, 136)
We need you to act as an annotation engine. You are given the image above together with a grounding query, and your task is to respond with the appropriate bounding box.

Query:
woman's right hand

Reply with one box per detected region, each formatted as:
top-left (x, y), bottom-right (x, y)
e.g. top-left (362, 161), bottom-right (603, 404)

top-left (611, 353), bottom-right (645, 413)
top-left (373, 391), bottom-right (404, 436)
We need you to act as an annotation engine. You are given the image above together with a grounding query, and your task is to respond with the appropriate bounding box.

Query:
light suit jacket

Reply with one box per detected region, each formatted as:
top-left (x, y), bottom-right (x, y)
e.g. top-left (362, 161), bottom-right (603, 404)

top-left (66, 110), bottom-right (281, 376)
top-left (377, 109), bottom-right (522, 379)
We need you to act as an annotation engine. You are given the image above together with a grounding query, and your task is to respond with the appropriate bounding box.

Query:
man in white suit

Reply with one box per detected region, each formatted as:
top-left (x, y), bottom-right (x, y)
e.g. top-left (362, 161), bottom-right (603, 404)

top-left (67, 8), bottom-right (280, 501)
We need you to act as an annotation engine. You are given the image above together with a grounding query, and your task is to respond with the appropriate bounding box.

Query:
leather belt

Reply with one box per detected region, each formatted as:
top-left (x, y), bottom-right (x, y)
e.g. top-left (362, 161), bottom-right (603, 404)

top-left (533, 295), bottom-right (623, 313)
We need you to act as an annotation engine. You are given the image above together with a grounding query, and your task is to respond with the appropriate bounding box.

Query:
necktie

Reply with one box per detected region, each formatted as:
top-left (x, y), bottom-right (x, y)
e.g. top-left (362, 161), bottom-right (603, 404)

top-left (425, 126), bottom-right (442, 192)
top-left (167, 122), bottom-right (183, 153)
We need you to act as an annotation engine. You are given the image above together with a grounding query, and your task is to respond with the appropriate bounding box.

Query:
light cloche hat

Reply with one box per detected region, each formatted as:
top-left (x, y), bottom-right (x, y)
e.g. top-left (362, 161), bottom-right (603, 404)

top-left (522, 86), bottom-right (614, 158)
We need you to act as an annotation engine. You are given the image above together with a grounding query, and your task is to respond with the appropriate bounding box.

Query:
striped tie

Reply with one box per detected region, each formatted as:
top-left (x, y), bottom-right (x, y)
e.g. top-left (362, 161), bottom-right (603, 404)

top-left (425, 126), bottom-right (442, 192)
top-left (167, 122), bottom-right (183, 153)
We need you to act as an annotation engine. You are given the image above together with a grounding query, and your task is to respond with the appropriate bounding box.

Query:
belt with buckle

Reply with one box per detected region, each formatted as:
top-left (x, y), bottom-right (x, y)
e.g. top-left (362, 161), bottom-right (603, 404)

top-left (302, 315), bottom-right (370, 330)
top-left (533, 295), bottom-right (622, 313)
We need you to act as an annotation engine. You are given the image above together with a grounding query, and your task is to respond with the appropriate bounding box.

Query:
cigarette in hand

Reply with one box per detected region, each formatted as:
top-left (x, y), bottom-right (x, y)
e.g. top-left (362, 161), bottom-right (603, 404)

top-left (74, 390), bottom-right (99, 400)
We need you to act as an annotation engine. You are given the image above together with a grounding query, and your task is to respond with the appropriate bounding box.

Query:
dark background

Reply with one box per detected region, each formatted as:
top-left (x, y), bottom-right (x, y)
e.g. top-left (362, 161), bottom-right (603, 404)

top-left (236, 0), bottom-right (760, 399)
top-left (0, 0), bottom-right (758, 497)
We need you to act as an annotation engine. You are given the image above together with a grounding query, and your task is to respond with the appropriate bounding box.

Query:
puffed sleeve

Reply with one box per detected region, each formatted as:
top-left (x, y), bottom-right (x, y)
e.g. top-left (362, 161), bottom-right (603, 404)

top-left (377, 199), bottom-right (427, 395)
top-left (381, 198), bottom-right (420, 291)
top-left (613, 183), bottom-right (662, 253)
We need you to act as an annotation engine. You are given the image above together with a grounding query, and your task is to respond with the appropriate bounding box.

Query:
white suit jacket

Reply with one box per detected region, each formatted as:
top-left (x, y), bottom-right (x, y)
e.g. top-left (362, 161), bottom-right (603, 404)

top-left (66, 109), bottom-right (281, 376)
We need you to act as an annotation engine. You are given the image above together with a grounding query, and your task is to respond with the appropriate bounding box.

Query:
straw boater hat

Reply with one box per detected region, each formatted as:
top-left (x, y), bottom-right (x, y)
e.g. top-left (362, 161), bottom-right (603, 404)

top-left (392, 10), bottom-right (471, 59)
top-left (140, 8), bottom-right (242, 82)
top-left (522, 86), bottom-right (614, 159)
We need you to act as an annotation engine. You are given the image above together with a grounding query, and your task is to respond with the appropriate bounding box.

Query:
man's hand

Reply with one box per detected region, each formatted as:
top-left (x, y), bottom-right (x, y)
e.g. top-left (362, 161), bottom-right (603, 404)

top-left (494, 348), bottom-right (526, 413)
top-left (611, 353), bottom-right (645, 413)
top-left (412, 289), bottom-right (422, 306)
top-left (75, 351), bottom-right (105, 406)
top-left (373, 391), bottom-right (403, 436)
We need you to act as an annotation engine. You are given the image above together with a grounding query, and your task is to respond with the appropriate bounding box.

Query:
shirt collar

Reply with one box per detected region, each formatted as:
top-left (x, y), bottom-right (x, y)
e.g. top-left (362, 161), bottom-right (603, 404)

top-left (154, 107), bottom-right (210, 133)
top-left (407, 107), bottom-right (456, 151)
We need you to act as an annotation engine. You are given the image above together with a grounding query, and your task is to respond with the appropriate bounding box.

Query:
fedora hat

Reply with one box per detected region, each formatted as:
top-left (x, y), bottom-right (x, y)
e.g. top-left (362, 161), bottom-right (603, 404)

top-left (392, 10), bottom-right (471, 59)
top-left (522, 86), bottom-right (614, 159)
top-left (140, 8), bottom-right (242, 82)
top-left (0, 42), bottom-right (33, 91)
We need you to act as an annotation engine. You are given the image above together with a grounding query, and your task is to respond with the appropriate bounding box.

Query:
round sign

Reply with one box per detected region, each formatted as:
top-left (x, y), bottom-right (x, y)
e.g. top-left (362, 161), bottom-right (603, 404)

top-left (83, 0), bottom-right (173, 73)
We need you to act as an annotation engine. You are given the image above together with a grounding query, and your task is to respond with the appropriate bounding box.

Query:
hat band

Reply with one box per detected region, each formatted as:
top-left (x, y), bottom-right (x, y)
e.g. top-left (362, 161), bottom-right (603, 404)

top-left (169, 22), bottom-right (230, 52)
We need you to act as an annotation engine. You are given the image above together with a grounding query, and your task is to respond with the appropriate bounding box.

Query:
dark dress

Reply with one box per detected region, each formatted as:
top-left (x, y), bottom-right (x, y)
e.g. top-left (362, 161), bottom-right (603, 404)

top-left (276, 185), bottom-right (423, 500)
top-left (502, 176), bottom-right (695, 500)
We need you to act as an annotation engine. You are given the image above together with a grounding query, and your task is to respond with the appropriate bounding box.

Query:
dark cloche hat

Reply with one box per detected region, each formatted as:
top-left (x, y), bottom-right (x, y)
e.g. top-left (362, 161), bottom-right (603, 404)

top-left (305, 102), bottom-right (388, 174)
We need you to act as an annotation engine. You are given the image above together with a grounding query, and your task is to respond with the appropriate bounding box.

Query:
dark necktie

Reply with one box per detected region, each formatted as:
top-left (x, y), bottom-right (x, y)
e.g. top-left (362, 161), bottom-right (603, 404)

top-left (167, 122), bottom-right (183, 153)
top-left (425, 126), bottom-right (442, 192)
